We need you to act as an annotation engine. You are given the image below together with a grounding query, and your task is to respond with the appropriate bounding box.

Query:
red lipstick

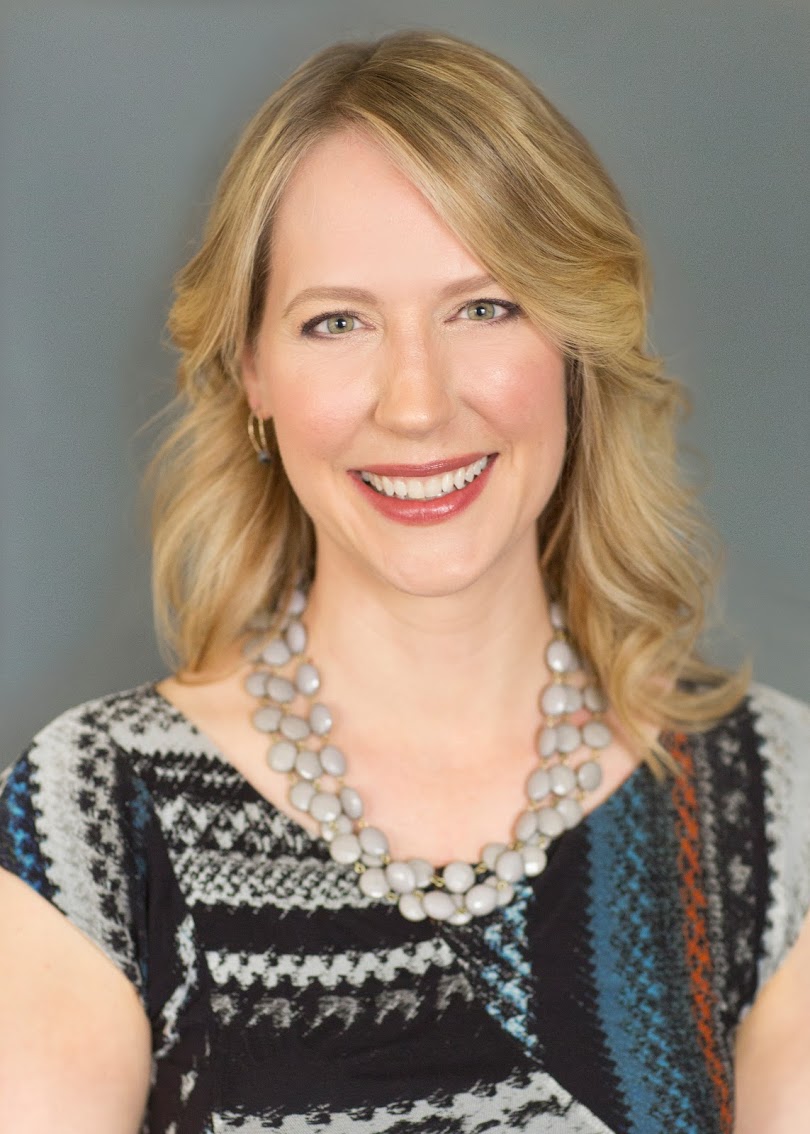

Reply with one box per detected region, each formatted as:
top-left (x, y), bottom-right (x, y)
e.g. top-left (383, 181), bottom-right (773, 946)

top-left (355, 453), bottom-right (490, 477)
top-left (349, 455), bottom-right (497, 526)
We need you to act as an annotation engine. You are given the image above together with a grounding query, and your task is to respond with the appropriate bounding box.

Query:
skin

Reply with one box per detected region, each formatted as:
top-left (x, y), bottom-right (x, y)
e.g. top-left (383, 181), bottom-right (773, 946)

top-left (244, 130), bottom-right (569, 607)
top-left (733, 919), bottom-right (810, 1131)
top-left (1, 127), bottom-right (806, 1130)
top-left (235, 127), bottom-right (641, 865)
top-left (0, 870), bottom-right (151, 1132)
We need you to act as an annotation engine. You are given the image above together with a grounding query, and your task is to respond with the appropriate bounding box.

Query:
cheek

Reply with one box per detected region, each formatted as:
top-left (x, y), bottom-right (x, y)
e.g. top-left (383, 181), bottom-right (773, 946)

top-left (471, 347), bottom-right (567, 452)
top-left (276, 398), bottom-right (357, 459)
top-left (263, 349), bottom-right (371, 462)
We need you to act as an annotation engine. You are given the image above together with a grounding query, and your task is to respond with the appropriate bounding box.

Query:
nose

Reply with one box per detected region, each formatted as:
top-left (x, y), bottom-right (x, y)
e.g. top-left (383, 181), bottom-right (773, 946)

top-left (372, 322), bottom-right (456, 437)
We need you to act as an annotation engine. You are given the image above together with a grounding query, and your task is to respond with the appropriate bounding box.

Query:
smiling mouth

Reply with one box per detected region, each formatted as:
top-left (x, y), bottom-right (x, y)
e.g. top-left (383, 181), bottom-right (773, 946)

top-left (358, 455), bottom-right (493, 500)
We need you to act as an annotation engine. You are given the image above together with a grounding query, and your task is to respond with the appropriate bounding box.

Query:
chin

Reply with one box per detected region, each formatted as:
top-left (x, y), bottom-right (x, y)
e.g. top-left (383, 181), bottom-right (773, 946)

top-left (310, 496), bottom-right (540, 602)
top-left (381, 573), bottom-right (480, 601)
top-left (364, 544), bottom-right (506, 601)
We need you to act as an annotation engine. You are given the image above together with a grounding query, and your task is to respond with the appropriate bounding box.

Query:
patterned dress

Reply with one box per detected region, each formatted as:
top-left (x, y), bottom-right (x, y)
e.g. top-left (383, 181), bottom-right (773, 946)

top-left (1, 682), bottom-right (809, 1133)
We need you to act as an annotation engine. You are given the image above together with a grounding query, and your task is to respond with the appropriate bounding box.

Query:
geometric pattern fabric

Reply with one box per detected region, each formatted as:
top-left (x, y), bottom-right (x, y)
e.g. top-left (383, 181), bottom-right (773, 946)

top-left (1, 682), bottom-right (808, 1133)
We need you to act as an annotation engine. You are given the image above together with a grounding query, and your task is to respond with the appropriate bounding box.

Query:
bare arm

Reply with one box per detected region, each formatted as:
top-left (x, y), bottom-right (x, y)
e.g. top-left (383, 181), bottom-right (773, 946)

top-left (734, 907), bottom-right (810, 1133)
top-left (0, 868), bottom-right (152, 1133)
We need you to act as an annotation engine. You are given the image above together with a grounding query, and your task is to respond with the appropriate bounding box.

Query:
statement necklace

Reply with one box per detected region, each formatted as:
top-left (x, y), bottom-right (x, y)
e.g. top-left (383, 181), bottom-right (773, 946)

top-left (243, 591), bottom-right (612, 923)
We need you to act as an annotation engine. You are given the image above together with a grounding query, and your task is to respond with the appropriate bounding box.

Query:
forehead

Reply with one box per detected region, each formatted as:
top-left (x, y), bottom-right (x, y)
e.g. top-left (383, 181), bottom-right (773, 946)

top-left (268, 129), bottom-right (484, 289)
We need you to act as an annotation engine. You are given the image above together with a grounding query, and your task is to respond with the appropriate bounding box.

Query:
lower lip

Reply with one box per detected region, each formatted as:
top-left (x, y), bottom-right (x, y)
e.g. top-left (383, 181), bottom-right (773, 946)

top-left (350, 458), bottom-right (497, 526)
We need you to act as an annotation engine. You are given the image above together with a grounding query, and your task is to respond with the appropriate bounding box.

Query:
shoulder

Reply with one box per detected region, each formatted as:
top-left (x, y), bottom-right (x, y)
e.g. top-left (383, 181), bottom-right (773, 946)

top-left (0, 682), bottom-right (210, 897)
top-left (1, 686), bottom-right (156, 852)
top-left (0, 683), bottom-right (223, 998)
top-left (692, 681), bottom-right (810, 789)
top-left (0, 684), bottom-right (186, 996)
top-left (17, 681), bottom-right (200, 760)
top-left (681, 683), bottom-right (810, 994)
top-left (2, 682), bottom-right (209, 793)
top-left (746, 682), bottom-right (810, 767)
top-left (1, 682), bottom-right (219, 887)
top-left (743, 683), bottom-right (810, 985)
top-left (744, 683), bottom-right (810, 862)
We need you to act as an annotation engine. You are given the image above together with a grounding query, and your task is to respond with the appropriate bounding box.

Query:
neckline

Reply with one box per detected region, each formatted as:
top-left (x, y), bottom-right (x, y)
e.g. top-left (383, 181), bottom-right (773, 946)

top-left (144, 681), bottom-right (659, 858)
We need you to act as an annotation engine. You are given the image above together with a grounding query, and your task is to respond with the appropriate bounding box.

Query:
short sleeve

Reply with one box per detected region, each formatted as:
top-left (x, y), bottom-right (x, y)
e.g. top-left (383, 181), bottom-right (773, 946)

top-left (0, 702), bottom-right (148, 1001)
top-left (749, 683), bottom-right (810, 988)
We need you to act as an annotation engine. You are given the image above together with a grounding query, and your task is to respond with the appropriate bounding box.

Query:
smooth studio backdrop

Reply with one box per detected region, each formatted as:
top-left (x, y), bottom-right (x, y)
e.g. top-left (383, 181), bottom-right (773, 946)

top-left (2, 0), bottom-right (808, 765)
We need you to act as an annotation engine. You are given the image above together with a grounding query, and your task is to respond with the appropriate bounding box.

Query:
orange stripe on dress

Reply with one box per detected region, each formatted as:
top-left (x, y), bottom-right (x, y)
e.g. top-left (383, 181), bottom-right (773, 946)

top-left (669, 731), bottom-right (734, 1133)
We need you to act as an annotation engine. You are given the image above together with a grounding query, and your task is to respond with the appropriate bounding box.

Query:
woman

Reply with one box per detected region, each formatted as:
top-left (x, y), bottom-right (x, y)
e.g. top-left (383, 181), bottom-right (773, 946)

top-left (0, 28), bottom-right (807, 1134)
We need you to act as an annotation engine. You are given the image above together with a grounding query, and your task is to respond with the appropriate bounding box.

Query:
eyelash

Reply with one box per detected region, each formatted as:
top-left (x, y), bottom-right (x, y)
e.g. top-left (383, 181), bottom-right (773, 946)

top-left (298, 298), bottom-right (522, 338)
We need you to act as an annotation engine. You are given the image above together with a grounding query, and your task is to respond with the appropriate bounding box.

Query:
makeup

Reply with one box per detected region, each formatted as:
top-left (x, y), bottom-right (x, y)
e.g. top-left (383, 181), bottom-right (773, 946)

top-left (350, 455), bottom-right (497, 525)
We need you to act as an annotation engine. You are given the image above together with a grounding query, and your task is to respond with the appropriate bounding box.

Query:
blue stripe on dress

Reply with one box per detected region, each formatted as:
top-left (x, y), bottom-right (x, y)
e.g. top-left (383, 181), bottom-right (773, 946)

top-left (585, 772), bottom-right (716, 1133)
top-left (479, 881), bottom-right (538, 1052)
top-left (0, 756), bottom-right (53, 895)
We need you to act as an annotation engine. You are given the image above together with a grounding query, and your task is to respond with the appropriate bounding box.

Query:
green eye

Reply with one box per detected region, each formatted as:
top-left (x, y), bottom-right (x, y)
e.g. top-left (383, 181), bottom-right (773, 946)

top-left (465, 301), bottom-right (498, 321)
top-left (324, 314), bottom-right (355, 334)
top-left (300, 311), bottom-right (360, 338)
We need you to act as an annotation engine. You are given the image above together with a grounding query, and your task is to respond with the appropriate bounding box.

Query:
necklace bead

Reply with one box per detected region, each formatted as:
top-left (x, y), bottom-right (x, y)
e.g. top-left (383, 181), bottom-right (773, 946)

top-left (268, 739), bottom-right (297, 773)
top-left (408, 858), bottom-right (434, 889)
top-left (399, 892), bottom-right (428, 921)
top-left (515, 810), bottom-right (538, 842)
top-left (359, 826), bottom-right (389, 857)
top-left (245, 591), bottom-right (612, 922)
top-left (262, 638), bottom-right (291, 667)
top-left (320, 744), bottom-right (347, 777)
top-left (549, 764), bottom-right (577, 796)
top-left (330, 832), bottom-right (361, 864)
top-left (289, 780), bottom-right (316, 811)
top-left (527, 768), bottom-right (551, 801)
top-left (577, 760), bottom-right (603, 791)
top-left (557, 796), bottom-right (585, 828)
top-left (422, 890), bottom-right (457, 921)
top-left (387, 861), bottom-right (417, 893)
top-left (339, 785), bottom-right (364, 820)
top-left (546, 639), bottom-right (578, 673)
top-left (253, 706), bottom-right (282, 733)
top-left (245, 671), bottom-right (268, 698)
top-left (285, 620), bottom-right (307, 654)
top-left (295, 662), bottom-right (321, 696)
top-left (443, 861), bottom-right (476, 893)
top-left (280, 714), bottom-right (309, 741)
top-left (537, 807), bottom-right (566, 838)
top-left (309, 704), bottom-right (333, 735)
top-left (267, 676), bottom-right (295, 704)
top-left (583, 720), bottom-right (612, 749)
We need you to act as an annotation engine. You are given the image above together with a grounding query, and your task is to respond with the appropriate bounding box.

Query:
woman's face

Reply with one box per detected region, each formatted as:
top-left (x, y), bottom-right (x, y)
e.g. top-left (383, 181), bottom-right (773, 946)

top-left (243, 129), bottom-right (568, 599)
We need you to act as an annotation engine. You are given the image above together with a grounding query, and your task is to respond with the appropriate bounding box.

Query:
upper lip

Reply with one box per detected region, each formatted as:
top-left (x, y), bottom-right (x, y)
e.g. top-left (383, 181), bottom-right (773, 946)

top-left (354, 453), bottom-right (494, 477)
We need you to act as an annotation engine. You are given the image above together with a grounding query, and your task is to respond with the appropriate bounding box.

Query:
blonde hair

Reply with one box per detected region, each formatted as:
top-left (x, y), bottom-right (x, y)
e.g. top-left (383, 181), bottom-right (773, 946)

top-left (150, 28), bottom-right (747, 766)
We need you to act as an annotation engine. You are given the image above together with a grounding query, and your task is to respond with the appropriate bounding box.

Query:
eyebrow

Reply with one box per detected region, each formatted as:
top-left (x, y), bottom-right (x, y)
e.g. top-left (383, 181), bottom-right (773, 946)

top-left (281, 273), bottom-right (501, 319)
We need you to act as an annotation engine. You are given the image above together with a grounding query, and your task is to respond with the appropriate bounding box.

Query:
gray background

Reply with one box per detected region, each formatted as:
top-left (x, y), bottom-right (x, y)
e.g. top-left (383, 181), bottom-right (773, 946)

top-left (2, 0), bottom-right (808, 766)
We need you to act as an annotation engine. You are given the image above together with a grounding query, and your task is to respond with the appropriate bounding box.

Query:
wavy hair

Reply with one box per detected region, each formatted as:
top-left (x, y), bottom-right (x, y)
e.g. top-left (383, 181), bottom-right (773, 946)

top-left (150, 28), bottom-right (747, 767)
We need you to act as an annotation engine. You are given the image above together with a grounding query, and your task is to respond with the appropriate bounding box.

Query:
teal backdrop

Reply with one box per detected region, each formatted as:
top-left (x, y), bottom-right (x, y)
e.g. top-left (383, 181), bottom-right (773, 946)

top-left (2, 0), bottom-right (808, 765)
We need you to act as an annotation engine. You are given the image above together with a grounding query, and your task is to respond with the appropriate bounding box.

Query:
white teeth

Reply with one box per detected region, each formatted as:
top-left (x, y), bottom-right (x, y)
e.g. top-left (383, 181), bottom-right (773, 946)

top-left (424, 476), bottom-right (443, 499)
top-left (360, 456), bottom-right (491, 500)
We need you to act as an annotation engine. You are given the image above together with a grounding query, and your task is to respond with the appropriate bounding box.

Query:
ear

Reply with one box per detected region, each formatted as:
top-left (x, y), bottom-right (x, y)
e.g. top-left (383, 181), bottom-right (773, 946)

top-left (241, 341), bottom-right (270, 418)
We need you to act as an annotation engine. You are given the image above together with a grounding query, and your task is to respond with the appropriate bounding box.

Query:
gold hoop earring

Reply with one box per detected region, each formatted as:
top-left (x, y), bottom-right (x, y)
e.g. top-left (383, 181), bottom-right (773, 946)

top-left (247, 412), bottom-right (273, 464)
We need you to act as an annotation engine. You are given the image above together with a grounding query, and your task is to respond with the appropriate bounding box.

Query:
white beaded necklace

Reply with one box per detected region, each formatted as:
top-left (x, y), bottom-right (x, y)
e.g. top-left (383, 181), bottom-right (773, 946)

top-left (244, 590), bottom-right (612, 923)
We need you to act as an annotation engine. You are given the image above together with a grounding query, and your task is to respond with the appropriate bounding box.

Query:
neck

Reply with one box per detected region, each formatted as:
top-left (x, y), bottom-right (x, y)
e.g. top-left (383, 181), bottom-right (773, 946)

top-left (303, 545), bottom-right (554, 763)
